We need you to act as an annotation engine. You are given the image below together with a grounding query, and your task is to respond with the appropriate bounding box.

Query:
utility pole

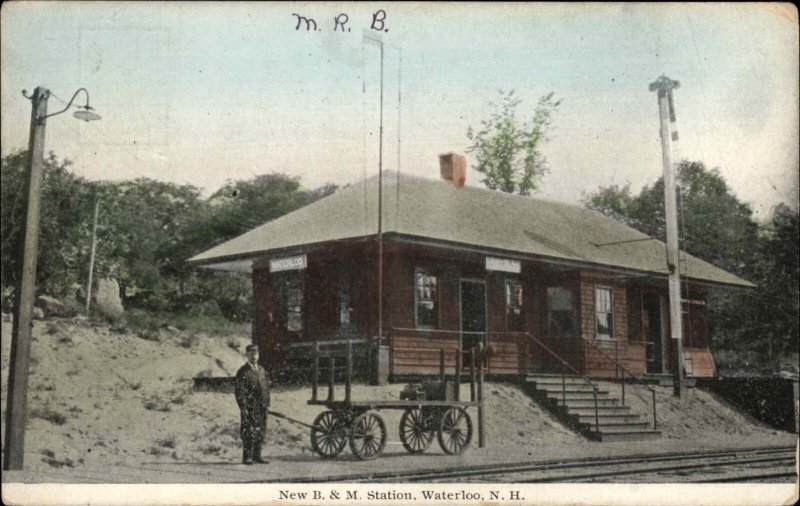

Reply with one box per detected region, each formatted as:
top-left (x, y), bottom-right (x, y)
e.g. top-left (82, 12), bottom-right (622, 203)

top-left (377, 36), bottom-right (384, 342)
top-left (85, 197), bottom-right (100, 315)
top-left (364, 32), bottom-right (385, 341)
top-left (4, 86), bottom-right (49, 470)
top-left (649, 75), bottom-right (685, 398)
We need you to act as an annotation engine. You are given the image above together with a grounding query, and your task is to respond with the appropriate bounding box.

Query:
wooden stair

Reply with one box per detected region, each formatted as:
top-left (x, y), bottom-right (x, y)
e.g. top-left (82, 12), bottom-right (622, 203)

top-left (523, 373), bottom-right (661, 442)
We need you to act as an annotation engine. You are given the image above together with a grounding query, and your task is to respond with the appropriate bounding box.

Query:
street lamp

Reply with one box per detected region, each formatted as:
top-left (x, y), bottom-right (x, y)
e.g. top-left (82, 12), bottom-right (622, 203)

top-left (3, 86), bottom-right (100, 471)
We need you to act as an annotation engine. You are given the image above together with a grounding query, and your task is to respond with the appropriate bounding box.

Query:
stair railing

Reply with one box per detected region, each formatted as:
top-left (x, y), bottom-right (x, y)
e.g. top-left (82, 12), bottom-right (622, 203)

top-left (521, 333), bottom-right (602, 433)
top-left (576, 336), bottom-right (658, 430)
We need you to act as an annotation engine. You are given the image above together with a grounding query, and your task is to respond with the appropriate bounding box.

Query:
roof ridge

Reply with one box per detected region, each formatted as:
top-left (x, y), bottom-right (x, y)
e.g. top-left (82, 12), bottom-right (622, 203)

top-left (383, 170), bottom-right (604, 213)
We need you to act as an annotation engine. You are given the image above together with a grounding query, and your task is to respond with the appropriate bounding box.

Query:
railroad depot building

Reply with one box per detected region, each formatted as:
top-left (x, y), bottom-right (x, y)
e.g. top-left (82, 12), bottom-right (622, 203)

top-left (190, 155), bottom-right (752, 382)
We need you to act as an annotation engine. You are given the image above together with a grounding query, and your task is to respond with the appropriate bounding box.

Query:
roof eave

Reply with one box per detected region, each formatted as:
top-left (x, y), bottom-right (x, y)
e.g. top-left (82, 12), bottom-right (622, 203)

top-left (189, 232), bottom-right (754, 289)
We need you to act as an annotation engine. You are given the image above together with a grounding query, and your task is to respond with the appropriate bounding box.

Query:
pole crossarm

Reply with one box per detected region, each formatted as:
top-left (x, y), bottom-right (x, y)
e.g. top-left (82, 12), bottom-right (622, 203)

top-left (648, 75), bottom-right (680, 96)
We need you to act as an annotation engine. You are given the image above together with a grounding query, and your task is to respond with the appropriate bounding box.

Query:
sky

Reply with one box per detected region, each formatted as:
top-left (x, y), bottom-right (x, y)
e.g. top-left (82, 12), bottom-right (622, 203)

top-left (2, 2), bottom-right (798, 217)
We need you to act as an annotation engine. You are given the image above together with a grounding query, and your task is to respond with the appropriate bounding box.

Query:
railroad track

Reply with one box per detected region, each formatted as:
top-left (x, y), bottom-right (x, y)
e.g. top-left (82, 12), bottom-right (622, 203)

top-left (271, 445), bottom-right (796, 483)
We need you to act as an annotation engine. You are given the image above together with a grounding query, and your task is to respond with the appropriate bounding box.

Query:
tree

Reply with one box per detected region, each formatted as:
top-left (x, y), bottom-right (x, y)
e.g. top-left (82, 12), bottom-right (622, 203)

top-left (183, 173), bottom-right (337, 252)
top-left (586, 161), bottom-right (759, 276)
top-left (91, 178), bottom-right (206, 296)
top-left (585, 183), bottom-right (636, 226)
top-left (1, 150), bottom-right (94, 297)
top-left (585, 161), bottom-right (798, 366)
top-left (467, 90), bottom-right (561, 195)
top-left (733, 204), bottom-right (799, 358)
top-left (1, 148), bottom-right (340, 322)
top-left (164, 173), bottom-right (338, 318)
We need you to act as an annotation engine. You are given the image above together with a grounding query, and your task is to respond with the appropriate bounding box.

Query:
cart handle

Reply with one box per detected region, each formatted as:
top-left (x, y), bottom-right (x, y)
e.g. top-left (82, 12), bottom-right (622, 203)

top-left (268, 410), bottom-right (318, 430)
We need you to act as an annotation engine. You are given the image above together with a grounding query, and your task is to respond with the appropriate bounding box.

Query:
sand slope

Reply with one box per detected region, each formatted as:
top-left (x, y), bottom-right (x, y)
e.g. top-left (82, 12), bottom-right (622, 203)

top-left (1, 314), bottom-right (792, 471)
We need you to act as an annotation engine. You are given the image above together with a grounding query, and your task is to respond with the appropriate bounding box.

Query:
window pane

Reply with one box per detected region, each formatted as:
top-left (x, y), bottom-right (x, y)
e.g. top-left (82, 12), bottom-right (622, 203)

top-left (595, 287), bottom-right (613, 337)
top-left (285, 279), bottom-right (303, 331)
top-left (550, 310), bottom-right (579, 336)
top-left (415, 269), bottom-right (438, 327)
top-left (506, 280), bottom-right (523, 331)
top-left (597, 313), bottom-right (612, 335)
top-left (547, 286), bottom-right (577, 336)
top-left (338, 278), bottom-right (351, 326)
top-left (547, 287), bottom-right (574, 311)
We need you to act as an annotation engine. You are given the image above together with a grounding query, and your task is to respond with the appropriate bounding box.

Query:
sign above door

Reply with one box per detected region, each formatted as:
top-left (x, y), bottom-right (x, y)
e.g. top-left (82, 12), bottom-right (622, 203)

top-left (269, 254), bottom-right (307, 272)
top-left (485, 256), bottom-right (521, 274)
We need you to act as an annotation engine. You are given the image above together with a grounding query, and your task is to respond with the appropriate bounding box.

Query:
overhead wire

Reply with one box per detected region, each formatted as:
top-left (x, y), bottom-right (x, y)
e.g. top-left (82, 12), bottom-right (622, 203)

top-left (395, 46), bottom-right (402, 230)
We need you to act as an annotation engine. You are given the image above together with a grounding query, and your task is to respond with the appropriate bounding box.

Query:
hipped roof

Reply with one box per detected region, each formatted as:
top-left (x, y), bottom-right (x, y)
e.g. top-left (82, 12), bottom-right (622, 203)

top-left (189, 172), bottom-right (753, 288)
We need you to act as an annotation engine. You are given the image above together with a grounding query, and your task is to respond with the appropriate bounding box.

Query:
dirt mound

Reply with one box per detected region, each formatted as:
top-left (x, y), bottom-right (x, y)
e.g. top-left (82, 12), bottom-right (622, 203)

top-left (1, 314), bottom-right (793, 471)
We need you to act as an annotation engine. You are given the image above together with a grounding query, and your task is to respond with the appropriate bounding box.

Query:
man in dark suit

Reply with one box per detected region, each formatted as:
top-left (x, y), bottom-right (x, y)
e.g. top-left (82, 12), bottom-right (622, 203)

top-left (235, 344), bottom-right (271, 464)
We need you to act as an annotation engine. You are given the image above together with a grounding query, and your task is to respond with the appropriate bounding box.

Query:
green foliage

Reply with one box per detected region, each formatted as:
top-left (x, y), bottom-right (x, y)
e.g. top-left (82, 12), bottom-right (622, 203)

top-left (587, 161), bottom-right (759, 277)
top-left (124, 307), bottom-right (245, 336)
top-left (586, 183), bottom-right (636, 226)
top-left (1, 150), bottom-right (94, 296)
top-left (92, 178), bottom-right (206, 293)
top-left (716, 204), bottom-right (799, 358)
top-left (585, 161), bottom-right (798, 361)
top-left (1, 149), bottom-right (337, 326)
top-left (467, 90), bottom-right (561, 195)
top-left (188, 173), bottom-right (335, 249)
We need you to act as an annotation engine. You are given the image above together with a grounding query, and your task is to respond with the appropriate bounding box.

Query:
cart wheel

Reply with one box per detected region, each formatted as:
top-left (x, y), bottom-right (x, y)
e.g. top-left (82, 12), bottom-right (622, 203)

top-left (399, 408), bottom-right (434, 453)
top-left (310, 410), bottom-right (347, 458)
top-left (437, 407), bottom-right (472, 455)
top-left (349, 412), bottom-right (387, 460)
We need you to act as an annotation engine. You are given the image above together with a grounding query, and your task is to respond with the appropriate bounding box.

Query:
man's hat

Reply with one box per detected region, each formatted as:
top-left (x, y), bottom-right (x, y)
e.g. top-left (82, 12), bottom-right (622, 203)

top-left (245, 344), bottom-right (260, 352)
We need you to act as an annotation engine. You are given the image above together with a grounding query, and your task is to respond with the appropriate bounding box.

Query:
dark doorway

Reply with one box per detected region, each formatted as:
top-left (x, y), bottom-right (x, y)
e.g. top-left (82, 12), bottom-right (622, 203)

top-left (643, 293), bottom-right (665, 374)
top-left (460, 280), bottom-right (487, 364)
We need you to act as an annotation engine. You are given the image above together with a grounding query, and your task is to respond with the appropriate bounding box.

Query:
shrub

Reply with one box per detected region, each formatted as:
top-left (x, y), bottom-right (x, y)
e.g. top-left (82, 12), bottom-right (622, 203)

top-left (157, 435), bottom-right (177, 449)
top-left (178, 333), bottom-right (199, 349)
top-left (143, 397), bottom-right (171, 412)
top-left (125, 309), bottom-right (164, 333)
top-left (60, 296), bottom-right (83, 317)
top-left (30, 407), bottom-right (67, 425)
top-left (185, 300), bottom-right (223, 318)
top-left (202, 445), bottom-right (222, 455)
top-left (172, 312), bottom-right (235, 335)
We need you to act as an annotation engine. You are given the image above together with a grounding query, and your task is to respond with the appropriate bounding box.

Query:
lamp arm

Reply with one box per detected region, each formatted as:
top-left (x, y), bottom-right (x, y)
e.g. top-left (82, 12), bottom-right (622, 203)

top-left (41, 88), bottom-right (93, 121)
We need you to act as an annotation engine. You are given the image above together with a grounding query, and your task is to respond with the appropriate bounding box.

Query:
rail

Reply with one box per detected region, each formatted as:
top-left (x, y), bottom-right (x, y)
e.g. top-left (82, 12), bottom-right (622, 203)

top-left (390, 328), bottom-right (605, 433)
top-left (519, 332), bottom-right (603, 433)
top-left (575, 335), bottom-right (658, 430)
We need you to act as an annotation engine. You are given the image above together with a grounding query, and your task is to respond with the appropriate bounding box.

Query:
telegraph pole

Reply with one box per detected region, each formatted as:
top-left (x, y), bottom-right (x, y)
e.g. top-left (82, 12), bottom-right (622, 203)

top-left (85, 197), bottom-right (100, 315)
top-left (364, 32), bottom-right (385, 340)
top-left (649, 75), bottom-right (685, 398)
top-left (4, 86), bottom-right (49, 469)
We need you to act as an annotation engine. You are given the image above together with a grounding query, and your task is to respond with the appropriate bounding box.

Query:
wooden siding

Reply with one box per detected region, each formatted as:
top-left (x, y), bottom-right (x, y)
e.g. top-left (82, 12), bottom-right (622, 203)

top-left (486, 332), bottom-right (522, 375)
top-left (578, 274), bottom-right (633, 378)
top-left (390, 331), bottom-right (461, 375)
top-left (685, 347), bottom-right (719, 378)
top-left (250, 240), bottom-right (707, 379)
top-left (625, 342), bottom-right (647, 377)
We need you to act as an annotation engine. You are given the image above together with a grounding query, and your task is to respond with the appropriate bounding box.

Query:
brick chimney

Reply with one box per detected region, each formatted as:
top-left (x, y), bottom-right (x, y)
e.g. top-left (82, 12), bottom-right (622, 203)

top-left (439, 152), bottom-right (467, 188)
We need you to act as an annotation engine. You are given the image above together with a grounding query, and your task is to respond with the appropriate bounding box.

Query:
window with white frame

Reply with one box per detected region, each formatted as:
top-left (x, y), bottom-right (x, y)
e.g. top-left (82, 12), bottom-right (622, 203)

top-left (505, 279), bottom-right (524, 332)
top-left (415, 269), bottom-right (438, 328)
top-left (595, 287), bottom-right (614, 338)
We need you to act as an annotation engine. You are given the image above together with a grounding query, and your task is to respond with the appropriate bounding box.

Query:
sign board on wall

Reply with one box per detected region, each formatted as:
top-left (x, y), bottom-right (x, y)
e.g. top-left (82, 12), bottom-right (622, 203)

top-left (269, 254), bottom-right (307, 272)
top-left (485, 256), bottom-right (521, 274)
